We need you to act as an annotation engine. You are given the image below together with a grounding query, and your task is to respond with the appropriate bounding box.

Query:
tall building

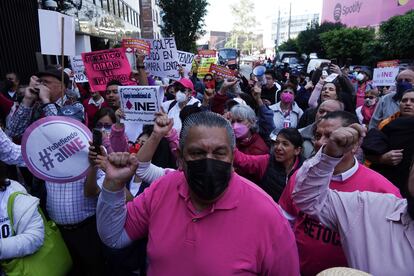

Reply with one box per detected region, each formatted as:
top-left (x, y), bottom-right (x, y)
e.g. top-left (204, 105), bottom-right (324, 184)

top-left (139, 0), bottom-right (163, 39)
top-left (272, 13), bottom-right (320, 47)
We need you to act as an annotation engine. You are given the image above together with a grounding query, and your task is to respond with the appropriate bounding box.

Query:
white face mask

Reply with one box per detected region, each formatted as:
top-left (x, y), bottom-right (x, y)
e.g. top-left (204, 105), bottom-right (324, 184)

top-left (175, 91), bottom-right (187, 103)
top-left (356, 73), bottom-right (365, 82)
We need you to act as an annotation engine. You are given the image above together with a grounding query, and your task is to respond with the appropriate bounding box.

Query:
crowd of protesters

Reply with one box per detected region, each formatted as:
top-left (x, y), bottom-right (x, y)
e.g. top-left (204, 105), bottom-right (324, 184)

top-left (0, 51), bottom-right (413, 276)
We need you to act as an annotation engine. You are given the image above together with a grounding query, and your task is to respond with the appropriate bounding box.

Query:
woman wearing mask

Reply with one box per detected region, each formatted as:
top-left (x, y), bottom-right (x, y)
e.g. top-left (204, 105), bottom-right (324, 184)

top-left (0, 162), bottom-right (44, 262)
top-left (92, 107), bottom-right (128, 153)
top-left (161, 78), bottom-right (200, 132)
top-left (233, 128), bottom-right (303, 202)
top-left (356, 89), bottom-right (379, 126)
top-left (230, 104), bottom-right (269, 155)
top-left (355, 70), bottom-right (374, 108)
top-left (269, 83), bottom-right (303, 135)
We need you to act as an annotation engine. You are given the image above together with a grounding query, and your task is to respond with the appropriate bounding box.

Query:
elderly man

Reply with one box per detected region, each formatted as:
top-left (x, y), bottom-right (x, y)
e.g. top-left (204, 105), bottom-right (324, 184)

top-left (279, 111), bottom-right (401, 276)
top-left (292, 119), bottom-right (414, 275)
top-left (369, 69), bottom-right (414, 129)
top-left (97, 112), bottom-right (299, 275)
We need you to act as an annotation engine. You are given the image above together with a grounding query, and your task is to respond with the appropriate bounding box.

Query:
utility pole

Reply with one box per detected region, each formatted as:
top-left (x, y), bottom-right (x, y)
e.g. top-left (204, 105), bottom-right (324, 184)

top-left (288, 2), bottom-right (292, 40)
top-left (276, 8), bottom-right (281, 49)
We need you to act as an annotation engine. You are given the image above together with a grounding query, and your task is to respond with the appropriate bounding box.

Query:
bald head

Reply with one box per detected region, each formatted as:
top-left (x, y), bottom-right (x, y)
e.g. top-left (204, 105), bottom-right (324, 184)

top-left (316, 100), bottom-right (344, 122)
top-left (397, 69), bottom-right (414, 84)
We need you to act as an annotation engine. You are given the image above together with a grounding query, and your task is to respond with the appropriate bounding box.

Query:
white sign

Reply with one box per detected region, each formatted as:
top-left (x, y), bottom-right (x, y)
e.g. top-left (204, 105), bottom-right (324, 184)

top-left (38, 10), bottom-right (76, 56)
top-left (21, 116), bottom-right (91, 183)
top-left (325, 73), bottom-right (339, 83)
top-left (373, 67), bottom-right (400, 86)
top-left (71, 56), bottom-right (88, 83)
top-left (170, 50), bottom-right (195, 79)
top-left (145, 38), bottom-right (179, 80)
top-left (119, 86), bottom-right (164, 124)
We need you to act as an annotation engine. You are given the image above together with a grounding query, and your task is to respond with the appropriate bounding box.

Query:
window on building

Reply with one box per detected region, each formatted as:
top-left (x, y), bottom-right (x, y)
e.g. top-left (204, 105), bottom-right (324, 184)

top-left (136, 13), bottom-right (140, 27)
top-left (122, 3), bottom-right (125, 19)
top-left (100, 0), bottom-right (103, 8)
top-left (107, 0), bottom-right (112, 13)
top-left (102, 0), bottom-right (108, 12)
top-left (117, 0), bottom-right (121, 17)
top-left (113, 0), bottom-right (118, 17)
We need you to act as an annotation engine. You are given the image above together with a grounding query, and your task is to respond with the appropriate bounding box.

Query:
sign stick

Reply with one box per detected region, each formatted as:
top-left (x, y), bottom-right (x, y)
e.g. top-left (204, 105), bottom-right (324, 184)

top-left (60, 16), bottom-right (65, 101)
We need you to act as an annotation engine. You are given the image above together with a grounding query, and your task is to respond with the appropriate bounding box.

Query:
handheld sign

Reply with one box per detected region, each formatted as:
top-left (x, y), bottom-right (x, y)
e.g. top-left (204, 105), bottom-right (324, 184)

top-left (373, 67), bottom-right (399, 86)
top-left (119, 86), bottom-right (164, 124)
top-left (82, 48), bottom-right (134, 92)
top-left (209, 64), bottom-right (235, 79)
top-left (169, 50), bottom-right (195, 79)
top-left (198, 49), bottom-right (216, 58)
top-left (122, 38), bottom-right (151, 55)
top-left (198, 57), bottom-right (217, 78)
top-left (71, 55), bottom-right (88, 83)
top-left (22, 117), bottom-right (91, 183)
top-left (145, 37), bottom-right (180, 80)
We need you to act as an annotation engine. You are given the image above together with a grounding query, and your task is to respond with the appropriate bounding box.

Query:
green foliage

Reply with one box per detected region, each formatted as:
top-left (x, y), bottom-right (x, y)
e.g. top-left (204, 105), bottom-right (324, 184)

top-left (320, 27), bottom-right (375, 64)
top-left (278, 38), bottom-right (299, 52)
top-left (296, 21), bottom-right (345, 56)
top-left (158, 0), bottom-right (208, 52)
top-left (225, 0), bottom-right (259, 54)
top-left (379, 10), bottom-right (414, 59)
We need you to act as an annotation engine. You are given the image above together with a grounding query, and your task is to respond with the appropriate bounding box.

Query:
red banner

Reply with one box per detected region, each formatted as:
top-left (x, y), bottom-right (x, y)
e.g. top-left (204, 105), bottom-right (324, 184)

top-left (377, 60), bottom-right (400, 68)
top-left (209, 64), bottom-right (235, 78)
top-left (198, 49), bottom-right (216, 58)
top-left (122, 38), bottom-right (151, 55)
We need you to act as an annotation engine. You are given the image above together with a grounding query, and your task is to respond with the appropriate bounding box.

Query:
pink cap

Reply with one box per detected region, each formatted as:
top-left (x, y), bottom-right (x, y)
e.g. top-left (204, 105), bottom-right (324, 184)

top-left (176, 78), bottom-right (194, 92)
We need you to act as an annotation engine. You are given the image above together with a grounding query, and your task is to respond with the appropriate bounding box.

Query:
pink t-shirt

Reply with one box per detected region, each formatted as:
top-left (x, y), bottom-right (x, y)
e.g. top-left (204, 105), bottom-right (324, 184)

top-left (279, 164), bottom-right (401, 276)
top-left (125, 171), bottom-right (300, 275)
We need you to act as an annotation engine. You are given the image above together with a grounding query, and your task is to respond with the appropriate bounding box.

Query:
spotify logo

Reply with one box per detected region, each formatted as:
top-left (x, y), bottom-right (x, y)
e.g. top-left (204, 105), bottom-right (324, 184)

top-left (334, 3), bottom-right (342, 21)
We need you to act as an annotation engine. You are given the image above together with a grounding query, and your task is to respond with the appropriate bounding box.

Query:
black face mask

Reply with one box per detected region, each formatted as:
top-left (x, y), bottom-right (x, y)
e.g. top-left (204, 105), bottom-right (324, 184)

top-left (4, 80), bottom-right (14, 91)
top-left (185, 158), bottom-right (232, 201)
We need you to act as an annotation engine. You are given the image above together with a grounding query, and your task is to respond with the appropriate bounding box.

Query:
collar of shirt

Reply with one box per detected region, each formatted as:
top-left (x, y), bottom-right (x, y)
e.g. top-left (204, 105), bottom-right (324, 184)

top-left (88, 96), bottom-right (104, 107)
top-left (331, 157), bottom-right (359, 182)
top-left (177, 172), bottom-right (239, 215)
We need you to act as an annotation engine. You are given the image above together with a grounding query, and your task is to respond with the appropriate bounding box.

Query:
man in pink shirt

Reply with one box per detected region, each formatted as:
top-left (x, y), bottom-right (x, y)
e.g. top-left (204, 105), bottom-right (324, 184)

top-left (292, 121), bottom-right (414, 275)
top-left (96, 111), bottom-right (299, 275)
top-left (279, 111), bottom-right (401, 276)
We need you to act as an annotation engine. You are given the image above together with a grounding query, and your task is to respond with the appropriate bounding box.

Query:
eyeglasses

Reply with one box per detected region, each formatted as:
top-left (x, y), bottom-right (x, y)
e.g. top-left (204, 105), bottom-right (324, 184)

top-left (364, 96), bottom-right (375, 99)
top-left (96, 122), bottom-right (112, 129)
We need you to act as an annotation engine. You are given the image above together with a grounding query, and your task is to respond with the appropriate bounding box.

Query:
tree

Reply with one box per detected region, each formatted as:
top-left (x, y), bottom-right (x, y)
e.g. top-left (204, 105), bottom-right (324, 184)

top-left (158, 0), bottom-right (208, 52)
top-left (278, 38), bottom-right (299, 52)
top-left (320, 27), bottom-right (375, 64)
top-left (379, 10), bottom-right (414, 59)
top-left (225, 0), bottom-right (259, 54)
top-left (296, 21), bottom-right (345, 57)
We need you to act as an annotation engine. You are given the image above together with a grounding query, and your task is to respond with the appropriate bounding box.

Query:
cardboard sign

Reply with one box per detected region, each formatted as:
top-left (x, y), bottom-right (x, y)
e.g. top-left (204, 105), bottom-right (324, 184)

top-left (373, 67), bottom-right (400, 86)
top-left (209, 64), bottom-right (235, 78)
top-left (198, 57), bottom-right (217, 78)
top-left (21, 116), bottom-right (91, 183)
top-left (38, 10), bottom-right (75, 56)
top-left (122, 38), bottom-right (151, 55)
top-left (82, 48), bottom-right (133, 92)
top-left (198, 49), bottom-right (216, 58)
top-left (145, 37), bottom-right (180, 80)
top-left (167, 50), bottom-right (195, 79)
top-left (71, 56), bottom-right (88, 83)
top-left (119, 86), bottom-right (164, 124)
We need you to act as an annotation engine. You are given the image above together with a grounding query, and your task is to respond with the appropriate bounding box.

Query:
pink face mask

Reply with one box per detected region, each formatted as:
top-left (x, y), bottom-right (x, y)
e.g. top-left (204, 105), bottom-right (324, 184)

top-left (281, 92), bottom-right (294, 104)
top-left (232, 122), bottom-right (249, 139)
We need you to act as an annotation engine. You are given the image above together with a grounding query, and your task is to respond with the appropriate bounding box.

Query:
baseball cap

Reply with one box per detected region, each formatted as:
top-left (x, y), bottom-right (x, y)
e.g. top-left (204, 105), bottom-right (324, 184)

top-left (36, 67), bottom-right (70, 88)
top-left (175, 78), bottom-right (194, 92)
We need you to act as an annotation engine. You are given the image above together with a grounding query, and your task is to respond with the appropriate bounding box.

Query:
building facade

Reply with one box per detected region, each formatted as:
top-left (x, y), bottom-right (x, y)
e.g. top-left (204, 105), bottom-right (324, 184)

top-left (139, 0), bottom-right (162, 39)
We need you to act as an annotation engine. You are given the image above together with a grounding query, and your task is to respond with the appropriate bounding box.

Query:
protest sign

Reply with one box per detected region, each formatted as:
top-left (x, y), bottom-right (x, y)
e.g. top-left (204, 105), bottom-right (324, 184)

top-left (373, 67), bottom-right (400, 86)
top-left (122, 38), bottom-right (151, 55)
top-left (38, 9), bottom-right (75, 56)
top-left (168, 50), bottom-right (195, 79)
top-left (82, 48), bottom-right (133, 92)
top-left (377, 60), bottom-right (399, 68)
top-left (21, 117), bottom-right (91, 183)
top-left (325, 73), bottom-right (339, 83)
top-left (71, 56), bottom-right (88, 83)
top-left (209, 64), bottom-right (235, 79)
top-left (145, 37), bottom-right (180, 80)
top-left (198, 49), bottom-right (217, 58)
top-left (119, 86), bottom-right (164, 124)
top-left (197, 57), bottom-right (217, 78)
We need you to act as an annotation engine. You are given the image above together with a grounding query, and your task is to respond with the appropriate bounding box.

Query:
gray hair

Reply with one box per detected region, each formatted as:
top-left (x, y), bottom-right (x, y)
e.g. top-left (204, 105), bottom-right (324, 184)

top-left (230, 104), bottom-right (259, 133)
top-left (179, 111), bottom-right (236, 151)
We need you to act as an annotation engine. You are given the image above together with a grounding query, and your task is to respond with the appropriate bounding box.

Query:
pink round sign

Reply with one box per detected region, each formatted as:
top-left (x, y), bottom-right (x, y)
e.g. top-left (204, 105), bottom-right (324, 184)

top-left (21, 116), bottom-right (92, 183)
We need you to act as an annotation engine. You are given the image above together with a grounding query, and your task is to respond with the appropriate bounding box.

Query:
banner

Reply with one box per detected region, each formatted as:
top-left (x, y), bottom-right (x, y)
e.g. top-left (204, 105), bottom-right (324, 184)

top-left (373, 67), bottom-right (400, 86)
top-left (145, 37), bottom-right (180, 80)
top-left (198, 57), bottom-right (217, 78)
top-left (119, 86), bottom-right (164, 124)
top-left (122, 38), bottom-right (151, 55)
top-left (377, 60), bottom-right (399, 68)
top-left (209, 64), bottom-right (235, 78)
top-left (21, 117), bottom-right (91, 183)
top-left (71, 55), bottom-right (88, 83)
top-left (198, 49), bottom-right (217, 58)
top-left (38, 10), bottom-right (75, 56)
top-left (82, 48), bottom-right (133, 92)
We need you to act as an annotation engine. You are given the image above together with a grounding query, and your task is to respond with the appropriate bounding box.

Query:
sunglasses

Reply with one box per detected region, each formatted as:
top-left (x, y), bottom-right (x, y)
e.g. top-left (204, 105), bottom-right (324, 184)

top-left (364, 96), bottom-right (375, 100)
top-left (96, 123), bottom-right (112, 129)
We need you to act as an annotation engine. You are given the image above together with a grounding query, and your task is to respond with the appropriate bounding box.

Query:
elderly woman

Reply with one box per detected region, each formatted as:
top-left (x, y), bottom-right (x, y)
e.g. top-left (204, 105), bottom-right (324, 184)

top-left (230, 104), bottom-right (269, 155)
top-left (362, 89), bottom-right (414, 198)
